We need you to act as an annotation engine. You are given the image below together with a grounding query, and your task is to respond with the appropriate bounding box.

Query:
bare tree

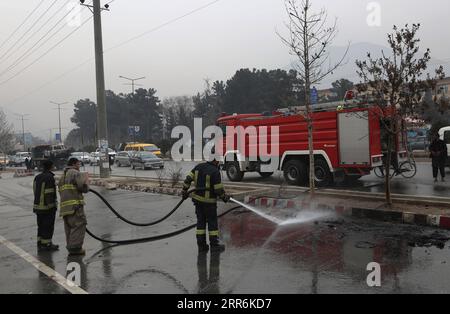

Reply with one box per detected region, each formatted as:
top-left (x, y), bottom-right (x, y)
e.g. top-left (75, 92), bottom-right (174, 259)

top-left (278, 0), bottom-right (348, 196)
top-left (356, 24), bottom-right (445, 205)
top-left (0, 109), bottom-right (14, 157)
top-left (155, 168), bottom-right (166, 187)
top-left (168, 165), bottom-right (183, 188)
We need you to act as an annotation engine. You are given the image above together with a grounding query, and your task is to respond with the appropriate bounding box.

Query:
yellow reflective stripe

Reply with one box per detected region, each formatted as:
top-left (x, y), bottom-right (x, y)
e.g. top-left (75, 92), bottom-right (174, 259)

top-left (187, 172), bottom-right (194, 179)
top-left (61, 200), bottom-right (84, 207)
top-left (40, 239), bottom-right (51, 244)
top-left (205, 175), bottom-right (210, 200)
top-left (214, 183), bottom-right (224, 190)
top-left (44, 188), bottom-right (55, 194)
top-left (196, 229), bottom-right (206, 235)
top-left (59, 184), bottom-right (77, 192)
top-left (209, 230), bottom-right (219, 236)
top-left (194, 171), bottom-right (199, 186)
top-left (192, 193), bottom-right (216, 204)
top-left (33, 203), bottom-right (56, 210)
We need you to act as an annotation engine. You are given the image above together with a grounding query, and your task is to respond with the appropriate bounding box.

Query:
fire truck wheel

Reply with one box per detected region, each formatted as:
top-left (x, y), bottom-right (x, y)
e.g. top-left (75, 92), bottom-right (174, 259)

top-left (258, 172), bottom-right (274, 178)
top-left (226, 162), bottom-right (244, 182)
top-left (283, 160), bottom-right (307, 186)
top-left (313, 159), bottom-right (332, 187)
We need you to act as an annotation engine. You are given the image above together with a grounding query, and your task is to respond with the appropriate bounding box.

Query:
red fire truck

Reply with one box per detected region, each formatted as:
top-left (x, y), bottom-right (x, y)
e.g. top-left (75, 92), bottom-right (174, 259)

top-left (216, 97), bottom-right (408, 186)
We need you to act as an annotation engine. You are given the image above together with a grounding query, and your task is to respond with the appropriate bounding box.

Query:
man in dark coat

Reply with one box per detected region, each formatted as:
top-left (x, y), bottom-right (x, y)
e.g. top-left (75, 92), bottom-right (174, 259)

top-left (429, 133), bottom-right (448, 183)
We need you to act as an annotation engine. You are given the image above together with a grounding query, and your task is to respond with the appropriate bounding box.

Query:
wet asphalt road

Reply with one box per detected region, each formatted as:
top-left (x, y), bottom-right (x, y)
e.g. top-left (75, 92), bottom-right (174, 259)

top-left (81, 160), bottom-right (450, 198)
top-left (0, 174), bottom-right (450, 294)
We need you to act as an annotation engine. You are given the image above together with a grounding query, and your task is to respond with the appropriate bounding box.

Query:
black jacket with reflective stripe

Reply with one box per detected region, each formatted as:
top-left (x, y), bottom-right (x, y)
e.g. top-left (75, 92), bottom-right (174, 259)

top-left (183, 162), bottom-right (225, 204)
top-left (33, 171), bottom-right (57, 212)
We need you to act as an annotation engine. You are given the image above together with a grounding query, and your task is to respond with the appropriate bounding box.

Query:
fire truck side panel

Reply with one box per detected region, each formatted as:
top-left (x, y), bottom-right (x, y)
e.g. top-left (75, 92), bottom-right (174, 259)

top-left (337, 111), bottom-right (370, 165)
top-left (222, 112), bottom-right (340, 171)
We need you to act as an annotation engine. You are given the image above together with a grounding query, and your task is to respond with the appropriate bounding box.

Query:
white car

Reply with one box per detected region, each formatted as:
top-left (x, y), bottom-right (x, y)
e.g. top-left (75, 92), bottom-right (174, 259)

top-left (89, 152), bottom-right (101, 166)
top-left (70, 152), bottom-right (91, 165)
top-left (10, 152), bottom-right (31, 167)
top-left (96, 148), bottom-right (116, 161)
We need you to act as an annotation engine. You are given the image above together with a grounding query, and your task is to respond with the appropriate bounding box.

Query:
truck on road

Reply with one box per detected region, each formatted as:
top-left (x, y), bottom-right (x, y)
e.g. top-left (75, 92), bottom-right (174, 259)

top-left (31, 144), bottom-right (70, 171)
top-left (217, 98), bottom-right (408, 186)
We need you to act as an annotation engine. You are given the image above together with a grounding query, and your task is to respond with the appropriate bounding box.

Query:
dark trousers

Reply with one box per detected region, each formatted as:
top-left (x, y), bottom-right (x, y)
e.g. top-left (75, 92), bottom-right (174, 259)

top-left (432, 158), bottom-right (446, 179)
top-left (195, 202), bottom-right (219, 247)
top-left (36, 211), bottom-right (56, 244)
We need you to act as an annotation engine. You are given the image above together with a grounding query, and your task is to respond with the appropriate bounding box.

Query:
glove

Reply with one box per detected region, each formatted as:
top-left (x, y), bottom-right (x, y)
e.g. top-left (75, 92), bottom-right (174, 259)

top-left (222, 194), bottom-right (231, 203)
top-left (182, 189), bottom-right (189, 200)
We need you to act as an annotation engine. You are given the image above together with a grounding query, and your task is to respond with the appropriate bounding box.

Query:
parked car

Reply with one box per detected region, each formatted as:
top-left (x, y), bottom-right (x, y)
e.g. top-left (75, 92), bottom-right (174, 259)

top-left (115, 151), bottom-right (133, 167)
top-left (407, 136), bottom-right (429, 151)
top-left (9, 152), bottom-right (31, 167)
top-left (0, 154), bottom-right (9, 170)
top-left (70, 152), bottom-right (90, 165)
top-left (89, 152), bottom-right (101, 166)
top-left (130, 152), bottom-right (164, 170)
top-left (96, 148), bottom-right (117, 161)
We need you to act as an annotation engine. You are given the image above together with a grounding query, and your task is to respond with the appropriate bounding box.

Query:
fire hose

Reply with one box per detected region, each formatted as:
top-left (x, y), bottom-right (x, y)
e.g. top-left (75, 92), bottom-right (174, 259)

top-left (86, 188), bottom-right (243, 245)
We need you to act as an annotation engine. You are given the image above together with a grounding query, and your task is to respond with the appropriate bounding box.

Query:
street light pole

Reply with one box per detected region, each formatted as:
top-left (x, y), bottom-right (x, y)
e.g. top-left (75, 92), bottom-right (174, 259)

top-left (16, 114), bottom-right (30, 151)
top-left (119, 75), bottom-right (146, 94)
top-left (50, 101), bottom-right (68, 143)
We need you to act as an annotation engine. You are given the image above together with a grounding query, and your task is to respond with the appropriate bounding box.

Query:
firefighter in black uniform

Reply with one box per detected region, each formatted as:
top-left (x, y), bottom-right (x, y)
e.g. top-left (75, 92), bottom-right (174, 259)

top-left (182, 156), bottom-right (230, 253)
top-left (33, 159), bottom-right (59, 251)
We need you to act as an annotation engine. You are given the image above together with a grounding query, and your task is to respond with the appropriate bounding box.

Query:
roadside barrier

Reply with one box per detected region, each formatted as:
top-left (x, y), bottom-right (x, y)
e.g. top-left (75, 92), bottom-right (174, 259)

top-left (13, 169), bottom-right (34, 178)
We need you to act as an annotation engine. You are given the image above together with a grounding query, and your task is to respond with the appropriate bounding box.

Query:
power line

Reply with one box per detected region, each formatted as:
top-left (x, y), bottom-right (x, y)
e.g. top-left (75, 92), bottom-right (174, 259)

top-left (0, 15), bottom-right (93, 86)
top-left (0, 0), bottom-right (59, 63)
top-left (0, 0), bottom-right (46, 52)
top-left (105, 0), bottom-right (222, 53)
top-left (0, 0), bottom-right (71, 66)
top-left (0, 0), bottom-right (78, 78)
top-left (3, 0), bottom-right (223, 103)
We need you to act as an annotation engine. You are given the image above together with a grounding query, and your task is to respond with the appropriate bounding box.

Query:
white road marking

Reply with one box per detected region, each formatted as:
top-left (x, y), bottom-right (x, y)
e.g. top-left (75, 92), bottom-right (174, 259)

top-left (0, 235), bottom-right (88, 294)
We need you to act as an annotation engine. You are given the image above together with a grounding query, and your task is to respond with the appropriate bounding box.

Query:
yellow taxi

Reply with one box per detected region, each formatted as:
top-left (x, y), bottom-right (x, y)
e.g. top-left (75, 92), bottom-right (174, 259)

top-left (124, 143), bottom-right (162, 156)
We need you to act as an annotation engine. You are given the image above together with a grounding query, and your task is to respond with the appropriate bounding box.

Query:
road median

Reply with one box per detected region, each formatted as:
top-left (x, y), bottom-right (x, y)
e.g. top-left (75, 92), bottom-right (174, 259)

top-left (87, 175), bottom-right (450, 230)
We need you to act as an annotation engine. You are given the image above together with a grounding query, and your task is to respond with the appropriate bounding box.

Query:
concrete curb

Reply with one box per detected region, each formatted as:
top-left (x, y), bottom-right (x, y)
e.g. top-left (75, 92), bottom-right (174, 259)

top-left (244, 196), bottom-right (450, 230)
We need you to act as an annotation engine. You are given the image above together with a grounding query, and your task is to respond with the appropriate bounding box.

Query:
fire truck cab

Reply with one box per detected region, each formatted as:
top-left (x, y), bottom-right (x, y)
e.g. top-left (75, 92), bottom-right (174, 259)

top-left (216, 98), bottom-right (407, 186)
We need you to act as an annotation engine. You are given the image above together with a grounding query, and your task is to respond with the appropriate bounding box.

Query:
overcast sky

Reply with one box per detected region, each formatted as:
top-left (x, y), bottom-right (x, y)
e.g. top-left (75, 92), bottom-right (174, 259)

top-left (0, 0), bottom-right (449, 139)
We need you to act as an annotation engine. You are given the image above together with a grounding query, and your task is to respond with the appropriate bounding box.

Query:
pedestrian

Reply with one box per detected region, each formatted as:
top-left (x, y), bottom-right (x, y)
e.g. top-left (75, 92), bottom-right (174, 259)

top-left (33, 159), bottom-right (59, 251)
top-left (182, 154), bottom-right (230, 253)
top-left (25, 157), bottom-right (30, 170)
top-left (58, 157), bottom-right (89, 256)
top-left (429, 133), bottom-right (448, 183)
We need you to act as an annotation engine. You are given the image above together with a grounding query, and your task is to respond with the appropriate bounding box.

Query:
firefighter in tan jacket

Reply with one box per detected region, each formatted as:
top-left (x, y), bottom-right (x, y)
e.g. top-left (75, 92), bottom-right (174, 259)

top-left (58, 157), bottom-right (89, 256)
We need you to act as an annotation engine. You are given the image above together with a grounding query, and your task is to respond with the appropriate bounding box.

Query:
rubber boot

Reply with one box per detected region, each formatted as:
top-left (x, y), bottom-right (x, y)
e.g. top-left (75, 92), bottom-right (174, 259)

top-left (38, 242), bottom-right (59, 252)
top-left (210, 236), bottom-right (225, 253)
top-left (197, 235), bottom-right (209, 252)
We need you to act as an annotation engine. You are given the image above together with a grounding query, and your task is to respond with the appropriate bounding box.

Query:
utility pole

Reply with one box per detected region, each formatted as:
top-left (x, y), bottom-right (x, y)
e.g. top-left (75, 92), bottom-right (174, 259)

top-left (50, 101), bottom-right (68, 144)
top-left (16, 114), bottom-right (30, 151)
top-left (81, 0), bottom-right (111, 178)
top-left (119, 75), bottom-right (145, 94)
